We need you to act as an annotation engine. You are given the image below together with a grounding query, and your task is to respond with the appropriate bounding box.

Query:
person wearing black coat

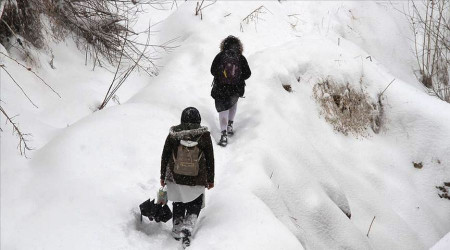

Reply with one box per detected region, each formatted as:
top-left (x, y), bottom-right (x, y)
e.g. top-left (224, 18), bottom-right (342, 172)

top-left (210, 35), bottom-right (251, 146)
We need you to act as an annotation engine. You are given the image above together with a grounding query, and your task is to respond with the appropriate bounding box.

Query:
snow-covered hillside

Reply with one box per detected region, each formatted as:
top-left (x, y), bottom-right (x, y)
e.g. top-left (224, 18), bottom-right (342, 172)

top-left (1, 1), bottom-right (449, 250)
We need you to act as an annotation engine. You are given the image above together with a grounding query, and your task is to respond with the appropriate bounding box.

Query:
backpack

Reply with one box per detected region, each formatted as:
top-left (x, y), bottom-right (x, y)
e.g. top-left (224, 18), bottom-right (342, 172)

top-left (217, 49), bottom-right (242, 85)
top-left (172, 140), bottom-right (203, 176)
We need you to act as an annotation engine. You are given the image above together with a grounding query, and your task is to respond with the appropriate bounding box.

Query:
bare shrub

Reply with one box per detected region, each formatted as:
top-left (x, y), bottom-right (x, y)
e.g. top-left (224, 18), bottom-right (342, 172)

top-left (0, 0), bottom-right (175, 155)
top-left (1, 0), bottom-right (175, 72)
top-left (43, 0), bottom-right (164, 73)
top-left (406, 0), bottom-right (450, 103)
top-left (313, 78), bottom-right (382, 137)
top-left (0, 0), bottom-right (44, 49)
top-left (0, 0), bottom-right (44, 63)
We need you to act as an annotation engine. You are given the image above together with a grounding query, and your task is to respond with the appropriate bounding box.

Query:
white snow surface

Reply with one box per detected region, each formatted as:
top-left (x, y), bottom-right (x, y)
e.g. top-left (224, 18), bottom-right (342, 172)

top-left (1, 1), bottom-right (449, 250)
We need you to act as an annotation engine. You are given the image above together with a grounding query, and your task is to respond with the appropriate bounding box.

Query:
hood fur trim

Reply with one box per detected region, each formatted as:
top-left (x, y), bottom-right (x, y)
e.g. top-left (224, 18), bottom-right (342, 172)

top-left (169, 126), bottom-right (208, 140)
top-left (220, 35), bottom-right (243, 53)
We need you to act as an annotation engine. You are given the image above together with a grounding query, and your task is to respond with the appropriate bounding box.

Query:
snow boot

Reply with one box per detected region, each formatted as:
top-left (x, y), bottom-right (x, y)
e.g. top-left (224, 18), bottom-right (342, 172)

top-left (181, 229), bottom-right (191, 249)
top-left (171, 217), bottom-right (183, 241)
top-left (227, 121), bottom-right (234, 136)
top-left (181, 214), bottom-right (197, 248)
top-left (218, 130), bottom-right (227, 147)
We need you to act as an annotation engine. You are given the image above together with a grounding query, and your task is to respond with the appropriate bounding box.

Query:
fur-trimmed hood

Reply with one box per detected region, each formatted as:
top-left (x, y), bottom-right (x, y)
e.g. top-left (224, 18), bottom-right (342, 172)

top-left (169, 125), bottom-right (209, 140)
top-left (220, 35), bottom-right (243, 54)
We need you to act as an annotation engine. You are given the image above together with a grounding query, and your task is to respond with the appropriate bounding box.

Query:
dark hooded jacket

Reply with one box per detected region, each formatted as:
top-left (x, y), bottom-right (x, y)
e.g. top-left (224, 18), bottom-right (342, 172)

top-left (210, 36), bottom-right (251, 102)
top-left (160, 123), bottom-right (214, 186)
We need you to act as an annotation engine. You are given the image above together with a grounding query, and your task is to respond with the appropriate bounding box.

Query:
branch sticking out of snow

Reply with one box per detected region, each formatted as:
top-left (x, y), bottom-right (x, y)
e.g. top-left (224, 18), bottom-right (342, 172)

top-left (0, 105), bottom-right (33, 157)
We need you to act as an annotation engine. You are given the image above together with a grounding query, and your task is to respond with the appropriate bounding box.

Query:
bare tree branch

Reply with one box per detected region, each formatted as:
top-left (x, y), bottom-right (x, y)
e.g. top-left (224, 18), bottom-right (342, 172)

top-left (0, 105), bottom-right (33, 157)
top-left (0, 64), bottom-right (38, 108)
top-left (0, 51), bottom-right (61, 98)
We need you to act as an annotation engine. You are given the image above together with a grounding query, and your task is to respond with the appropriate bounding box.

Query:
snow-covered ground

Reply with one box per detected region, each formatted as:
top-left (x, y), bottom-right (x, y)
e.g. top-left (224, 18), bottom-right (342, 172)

top-left (1, 1), bottom-right (449, 249)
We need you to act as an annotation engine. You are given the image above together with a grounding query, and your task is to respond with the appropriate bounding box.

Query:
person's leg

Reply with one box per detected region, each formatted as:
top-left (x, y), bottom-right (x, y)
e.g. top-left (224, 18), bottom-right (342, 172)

top-left (218, 111), bottom-right (229, 146)
top-left (180, 194), bottom-right (203, 247)
top-left (172, 202), bottom-right (186, 240)
top-left (228, 101), bottom-right (238, 122)
top-left (218, 110), bottom-right (229, 132)
top-left (182, 194), bottom-right (204, 236)
top-left (185, 194), bottom-right (203, 219)
top-left (227, 101), bottom-right (238, 134)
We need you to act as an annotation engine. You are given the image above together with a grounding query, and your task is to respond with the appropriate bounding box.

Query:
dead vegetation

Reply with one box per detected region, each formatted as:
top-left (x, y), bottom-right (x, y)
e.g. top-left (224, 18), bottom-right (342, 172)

top-left (0, 0), bottom-right (176, 71)
top-left (194, 0), bottom-right (217, 20)
top-left (0, 0), bottom-right (176, 155)
top-left (313, 78), bottom-right (383, 137)
top-left (240, 5), bottom-right (272, 32)
top-left (0, 106), bottom-right (32, 157)
top-left (413, 162), bottom-right (424, 169)
top-left (436, 182), bottom-right (450, 200)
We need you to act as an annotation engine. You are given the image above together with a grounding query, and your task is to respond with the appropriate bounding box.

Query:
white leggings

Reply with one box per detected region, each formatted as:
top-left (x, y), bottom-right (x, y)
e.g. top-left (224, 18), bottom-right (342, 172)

top-left (218, 102), bottom-right (238, 132)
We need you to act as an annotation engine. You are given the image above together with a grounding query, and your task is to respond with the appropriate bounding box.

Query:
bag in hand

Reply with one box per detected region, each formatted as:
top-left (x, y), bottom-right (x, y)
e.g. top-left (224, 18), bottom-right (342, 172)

top-left (139, 188), bottom-right (172, 223)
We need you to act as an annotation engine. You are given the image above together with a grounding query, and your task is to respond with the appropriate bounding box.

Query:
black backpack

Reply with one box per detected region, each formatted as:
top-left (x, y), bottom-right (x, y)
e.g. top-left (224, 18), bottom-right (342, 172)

top-left (217, 49), bottom-right (242, 85)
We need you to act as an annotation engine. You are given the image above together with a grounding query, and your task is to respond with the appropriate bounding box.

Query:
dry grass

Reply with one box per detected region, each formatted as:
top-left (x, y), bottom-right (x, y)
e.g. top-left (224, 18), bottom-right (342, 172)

top-left (313, 78), bottom-right (383, 137)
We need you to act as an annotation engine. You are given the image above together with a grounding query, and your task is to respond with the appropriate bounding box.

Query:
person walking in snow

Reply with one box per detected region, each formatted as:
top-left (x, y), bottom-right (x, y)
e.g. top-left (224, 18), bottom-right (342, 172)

top-left (160, 107), bottom-right (215, 248)
top-left (210, 35), bottom-right (251, 146)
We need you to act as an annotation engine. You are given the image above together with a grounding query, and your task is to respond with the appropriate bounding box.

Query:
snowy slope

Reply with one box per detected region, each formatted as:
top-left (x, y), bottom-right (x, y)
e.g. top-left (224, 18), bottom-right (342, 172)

top-left (1, 1), bottom-right (450, 250)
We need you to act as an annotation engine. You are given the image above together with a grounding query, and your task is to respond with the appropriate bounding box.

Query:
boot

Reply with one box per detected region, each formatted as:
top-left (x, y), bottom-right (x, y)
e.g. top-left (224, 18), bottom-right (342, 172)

top-left (181, 214), bottom-right (197, 248)
top-left (181, 231), bottom-right (191, 248)
top-left (181, 229), bottom-right (191, 249)
top-left (227, 121), bottom-right (234, 136)
top-left (218, 130), bottom-right (227, 147)
top-left (172, 217), bottom-right (183, 240)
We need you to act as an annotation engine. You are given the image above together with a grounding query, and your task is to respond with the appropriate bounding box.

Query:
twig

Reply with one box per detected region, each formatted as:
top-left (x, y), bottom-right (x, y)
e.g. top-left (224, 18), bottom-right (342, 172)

top-left (380, 78), bottom-right (396, 97)
top-left (99, 20), bottom-right (152, 110)
top-left (0, 64), bottom-right (38, 108)
top-left (366, 216), bottom-right (376, 237)
top-left (0, 19), bottom-right (25, 49)
top-left (99, 24), bottom-right (128, 110)
top-left (0, 51), bottom-right (61, 98)
top-left (195, 0), bottom-right (216, 19)
top-left (240, 5), bottom-right (272, 32)
top-left (0, 105), bottom-right (33, 157)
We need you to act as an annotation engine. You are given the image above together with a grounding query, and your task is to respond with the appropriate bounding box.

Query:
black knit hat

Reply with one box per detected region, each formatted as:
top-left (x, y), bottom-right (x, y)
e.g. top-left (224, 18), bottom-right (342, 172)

top-left (181, 107), bottom-right (201, 124)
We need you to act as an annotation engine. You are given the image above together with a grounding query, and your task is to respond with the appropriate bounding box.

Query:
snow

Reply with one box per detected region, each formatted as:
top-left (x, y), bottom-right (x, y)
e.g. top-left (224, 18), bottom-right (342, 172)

top-left (431, 232), bottom-right (450, 250)
top-left (1, 1), bottom-right (449, 250)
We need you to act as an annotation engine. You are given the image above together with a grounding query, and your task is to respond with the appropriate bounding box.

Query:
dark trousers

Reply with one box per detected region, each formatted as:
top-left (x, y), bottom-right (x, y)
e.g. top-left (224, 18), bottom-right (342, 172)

top-left (172, 194), bottom-right (203, 220)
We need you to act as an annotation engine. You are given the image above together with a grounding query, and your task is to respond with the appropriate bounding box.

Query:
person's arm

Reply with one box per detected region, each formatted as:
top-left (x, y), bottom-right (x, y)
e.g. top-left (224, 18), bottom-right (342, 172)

top-left (210, 53), bottom-right (222, 77)
top-left (241, 56), bottom-right (251, 80)
top-left (160, 135), bottom-right (172, 185)
top-left (203, 132), bottom-right (215, 188)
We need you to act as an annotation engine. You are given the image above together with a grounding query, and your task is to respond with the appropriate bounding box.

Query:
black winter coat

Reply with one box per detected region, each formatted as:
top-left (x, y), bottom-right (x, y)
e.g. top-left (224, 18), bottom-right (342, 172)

top-left (210, 51), bottom-right (251, 100)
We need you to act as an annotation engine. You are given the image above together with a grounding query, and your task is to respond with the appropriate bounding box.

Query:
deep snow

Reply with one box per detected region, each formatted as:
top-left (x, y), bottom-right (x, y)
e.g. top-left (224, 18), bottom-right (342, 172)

top-left (1, 1), bottom-right (449, 250)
